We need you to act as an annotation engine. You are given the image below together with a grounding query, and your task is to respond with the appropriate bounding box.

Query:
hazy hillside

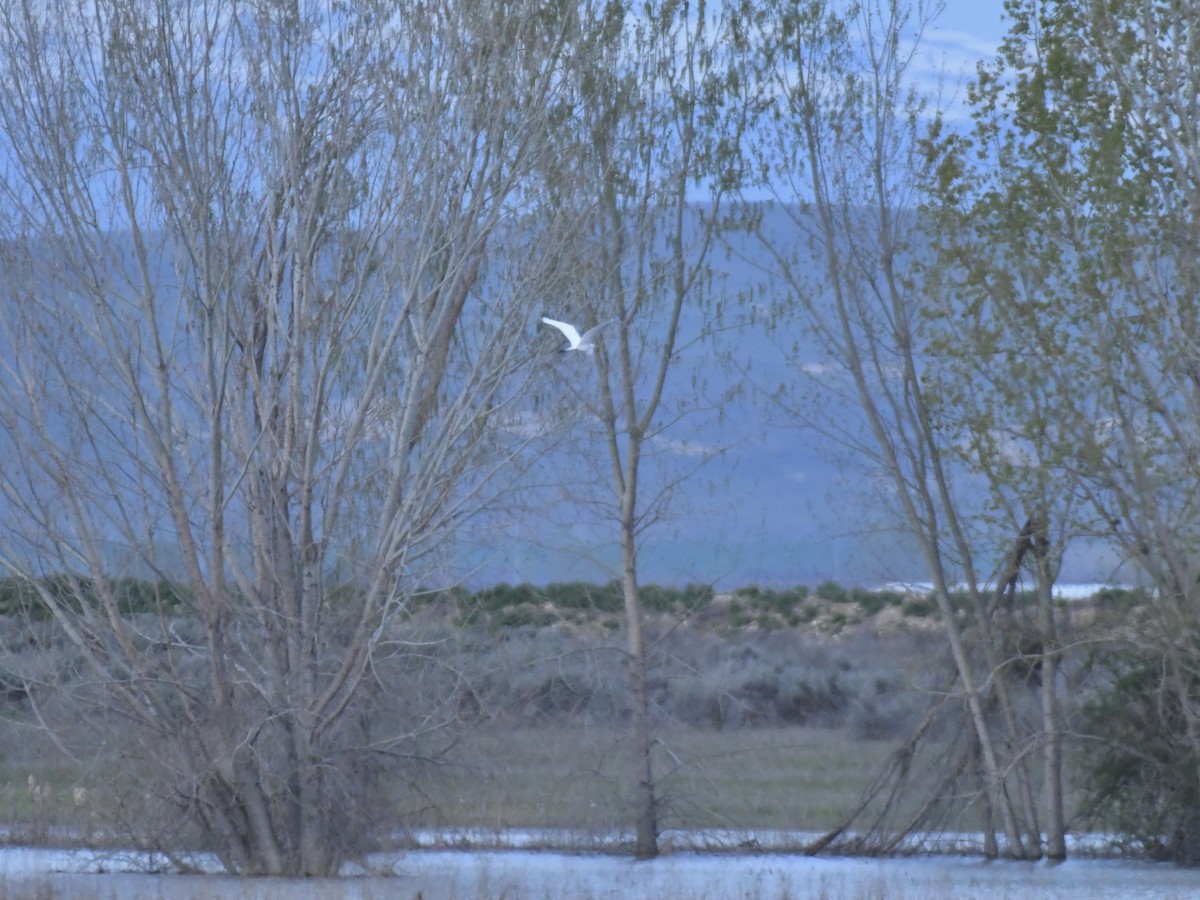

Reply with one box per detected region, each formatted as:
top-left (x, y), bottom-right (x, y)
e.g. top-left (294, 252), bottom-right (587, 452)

top-left (458, 204), bottom-right (1130, 591)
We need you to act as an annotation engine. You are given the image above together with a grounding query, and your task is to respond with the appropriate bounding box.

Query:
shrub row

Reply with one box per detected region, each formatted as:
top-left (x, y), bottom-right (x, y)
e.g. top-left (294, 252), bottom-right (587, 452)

top-left (0, 573), bottom-right (934, 630)
top-left (420, 580), bottom-right (719, 630)
top-left (11, 574), bottom-right (1136, 633)
top-left (0, 575), bottom-right (187, 618)
top-left (411, 579), bottom-right (941, 634)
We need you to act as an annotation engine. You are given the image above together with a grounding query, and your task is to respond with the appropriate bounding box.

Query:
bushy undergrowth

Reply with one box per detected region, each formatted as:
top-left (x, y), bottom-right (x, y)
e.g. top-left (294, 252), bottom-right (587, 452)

top-left (1078, 642), bottom-right (1200, 864)
top-left (456, 619), bottom-right (935, 738)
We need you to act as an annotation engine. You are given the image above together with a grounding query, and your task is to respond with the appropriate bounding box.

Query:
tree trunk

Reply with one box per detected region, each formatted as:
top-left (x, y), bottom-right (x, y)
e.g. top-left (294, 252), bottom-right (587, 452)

top-left (1038, 585), bottom-right (1067, 861)
top-left (1031, 524), bottom-right (1067, 861)
top-left (929, 576), bottom-right (1028, 859)
top-left (620, 478), bottom-right (657, 859)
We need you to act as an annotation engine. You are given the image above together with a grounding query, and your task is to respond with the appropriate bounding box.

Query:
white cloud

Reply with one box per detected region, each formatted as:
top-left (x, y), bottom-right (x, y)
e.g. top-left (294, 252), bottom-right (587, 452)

top-left (925, 27), bottom-right (1001, 64)
top-left (652, 436), bottom-right (718, 458)
top-left (495, 409), bottom-right (557, 441)
top-left (798, 360), bottom-right (838, 376)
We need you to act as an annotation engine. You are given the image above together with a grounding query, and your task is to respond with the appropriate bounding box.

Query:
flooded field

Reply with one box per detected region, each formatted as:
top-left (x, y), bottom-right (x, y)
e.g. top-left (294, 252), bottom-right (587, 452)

top-left (3, 846), bottom-right (1199, 899)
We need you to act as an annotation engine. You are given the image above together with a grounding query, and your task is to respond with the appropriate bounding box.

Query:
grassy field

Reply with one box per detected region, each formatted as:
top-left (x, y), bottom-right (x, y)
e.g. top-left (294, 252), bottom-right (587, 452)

top-left (391, 723), bottom-right (936, 840)
top-left (0, 721), bottom-right (994, 854)
top-left (656, 726), bottom-right (898, 831)
top-left (0, 722), bottom-right (915, 847)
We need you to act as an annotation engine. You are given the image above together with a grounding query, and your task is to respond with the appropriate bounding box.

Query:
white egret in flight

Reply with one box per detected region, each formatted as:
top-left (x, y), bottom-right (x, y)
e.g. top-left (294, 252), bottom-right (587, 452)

top-left (541, 316), bottom-right (610, 353)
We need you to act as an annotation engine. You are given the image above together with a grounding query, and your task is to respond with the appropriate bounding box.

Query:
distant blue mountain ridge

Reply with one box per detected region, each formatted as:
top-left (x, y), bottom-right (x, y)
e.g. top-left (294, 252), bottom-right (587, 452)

top-left (461, 204), bottom-right (1133, 592)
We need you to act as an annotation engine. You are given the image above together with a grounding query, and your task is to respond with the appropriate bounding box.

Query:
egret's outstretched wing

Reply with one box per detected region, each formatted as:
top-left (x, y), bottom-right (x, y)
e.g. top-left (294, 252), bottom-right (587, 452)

top-left (541, 316), bottom-right (582, 348)
top-left (577, 319), bottom-right (611, 346)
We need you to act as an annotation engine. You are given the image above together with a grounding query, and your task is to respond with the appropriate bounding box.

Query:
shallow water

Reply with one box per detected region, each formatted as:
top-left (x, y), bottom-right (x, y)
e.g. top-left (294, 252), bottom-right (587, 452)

top-left (4, 847), bottom-right (1200, 900)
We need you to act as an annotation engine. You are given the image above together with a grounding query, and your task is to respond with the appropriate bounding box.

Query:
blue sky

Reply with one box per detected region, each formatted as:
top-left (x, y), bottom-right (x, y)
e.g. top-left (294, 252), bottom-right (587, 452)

top-left (931, 0), bottom-right (1009, 60)
top-left (915, 0), bottom-right (1011, 116)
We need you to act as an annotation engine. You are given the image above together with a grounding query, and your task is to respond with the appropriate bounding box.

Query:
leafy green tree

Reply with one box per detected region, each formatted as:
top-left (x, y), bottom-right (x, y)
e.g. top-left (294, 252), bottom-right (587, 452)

top-left (931, 0), bottom-right (1200, 864)
top-left (929, 0), bottom-right (1200, 860)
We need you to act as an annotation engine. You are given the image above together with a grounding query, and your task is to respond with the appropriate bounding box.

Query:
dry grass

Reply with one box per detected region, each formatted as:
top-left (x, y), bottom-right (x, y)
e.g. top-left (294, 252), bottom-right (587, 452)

top-left (0, 762), bottom-right (97, 841)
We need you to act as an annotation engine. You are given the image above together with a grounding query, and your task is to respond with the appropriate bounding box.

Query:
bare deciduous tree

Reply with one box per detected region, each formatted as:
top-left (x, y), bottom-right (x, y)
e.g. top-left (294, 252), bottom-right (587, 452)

top-left (742, 0), bottom-right (1054, 858)
top-left (0, 0), bottom-right (598, 875)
